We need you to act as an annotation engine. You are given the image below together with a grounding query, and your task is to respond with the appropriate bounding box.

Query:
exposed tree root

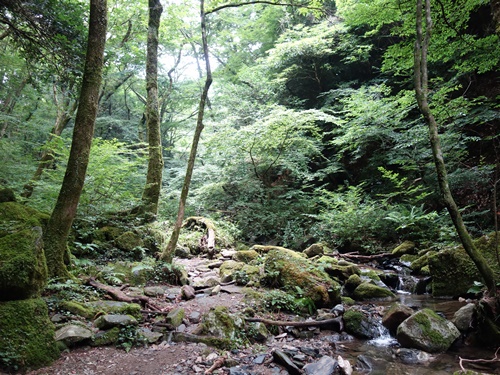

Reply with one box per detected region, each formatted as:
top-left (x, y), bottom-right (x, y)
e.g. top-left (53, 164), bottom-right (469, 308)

top-left (459, 347), bottom-right (500, 372)
top-left (245, 316), bottom-right (343, 331)
top-left (85, 277), bottom-right (163, 311)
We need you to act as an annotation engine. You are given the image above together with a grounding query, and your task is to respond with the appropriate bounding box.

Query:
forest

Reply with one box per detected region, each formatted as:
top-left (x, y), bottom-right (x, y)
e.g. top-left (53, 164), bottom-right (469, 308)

top-left (1, 0), bottom-right (500, 373)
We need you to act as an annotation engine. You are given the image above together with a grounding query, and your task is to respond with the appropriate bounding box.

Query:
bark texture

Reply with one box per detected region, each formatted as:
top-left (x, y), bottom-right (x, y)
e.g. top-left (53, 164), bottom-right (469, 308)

top-left (141, 0), bottom-right (164, 216)
top-left (492, 0), bottom-right (500, 34)
top-left (43, 0), bottom-right (107, 278)
top-left (414, 0), bottom-right (497, 296)
top-left (161, 0), bottom-right (212, 261)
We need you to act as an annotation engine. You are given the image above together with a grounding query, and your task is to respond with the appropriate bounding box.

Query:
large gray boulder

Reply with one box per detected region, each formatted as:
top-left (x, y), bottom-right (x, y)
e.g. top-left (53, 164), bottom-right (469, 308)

top-left (396, 309), bottom-right (460, 353)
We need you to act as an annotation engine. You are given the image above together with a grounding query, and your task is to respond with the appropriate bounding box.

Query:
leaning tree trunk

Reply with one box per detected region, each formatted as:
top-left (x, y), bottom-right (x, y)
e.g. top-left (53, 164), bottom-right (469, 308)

top-left (140, 0), bottom-right (164, 217)
top-left (414, 0), bottom-right (497, 297)
top-left (43, 0), bottom-right (107, 279)
top-left (160, 0), bottom-right (213, 261)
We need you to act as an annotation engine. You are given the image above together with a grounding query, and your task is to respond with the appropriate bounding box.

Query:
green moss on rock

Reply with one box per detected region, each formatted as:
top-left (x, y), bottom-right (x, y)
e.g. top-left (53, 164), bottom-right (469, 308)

top-left (263, 248), bottom-right (340, 307)
top-left (0, 228), bottom-right (47, 300)
top-left (353, 282), bottom-right (395, 301)
top-left (392, 241), bottom-right (416, 256)
top-left (0, 202), bottom-right (49, 237)
top-left (0, 298), bottom-right (59, 370)
top-left (59, 300), bottom-right (94, 319)
top-left (233, 250), bottom-right (259, 263)
top-left (115, 231), bottom-right (144, 252)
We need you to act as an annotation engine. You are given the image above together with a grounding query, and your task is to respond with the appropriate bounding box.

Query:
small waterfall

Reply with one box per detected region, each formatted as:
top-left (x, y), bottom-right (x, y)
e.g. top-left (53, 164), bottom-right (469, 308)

top-left (368, 323), bottom-right (398, 347)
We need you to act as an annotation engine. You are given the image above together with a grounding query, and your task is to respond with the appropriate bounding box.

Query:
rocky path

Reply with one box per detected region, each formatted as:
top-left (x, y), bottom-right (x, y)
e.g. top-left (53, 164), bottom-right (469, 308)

top-left (22, 256), bottom-right (351, 375)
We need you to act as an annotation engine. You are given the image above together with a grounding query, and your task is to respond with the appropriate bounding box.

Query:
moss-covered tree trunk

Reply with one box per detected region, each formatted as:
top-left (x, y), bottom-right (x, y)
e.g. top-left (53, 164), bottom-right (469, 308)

top-left (43, 0), bottom-right (107, 279)
top-left (492, 0), bottom-right (500, 34)
top-left (140, 0), bottom-right (164, 216)
top-left (161, 0), bottom-right (212, 261)
top-left (414, 0), bottom-right (497, 297)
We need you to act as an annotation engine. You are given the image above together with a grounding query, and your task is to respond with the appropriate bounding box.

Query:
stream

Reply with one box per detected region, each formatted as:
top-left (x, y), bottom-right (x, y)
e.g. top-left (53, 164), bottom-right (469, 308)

top-left (335, 293), bottom-right (499, 374)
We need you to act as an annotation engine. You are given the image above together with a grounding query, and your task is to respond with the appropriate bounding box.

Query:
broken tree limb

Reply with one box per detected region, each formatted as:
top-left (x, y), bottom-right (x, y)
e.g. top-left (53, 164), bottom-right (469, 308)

top-left (184, 216), bottom-right (216, 256)
top-left (245, 316), bottom-right (343, 331)
top-left (204, 355), bottom-right (226, 374)
top-left (85, 277), bottom-right (162, 311)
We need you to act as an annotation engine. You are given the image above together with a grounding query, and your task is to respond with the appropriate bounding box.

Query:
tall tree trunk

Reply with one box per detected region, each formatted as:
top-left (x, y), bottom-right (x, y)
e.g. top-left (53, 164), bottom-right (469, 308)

top-left (492, 0), bottom-right (500, 34)
top-left (43, 0), bottom-right (107, 279)
top-left (21, 84), bottom-right (78, 198)
top-left (161, 0), bottom-right (212, 261)
top-left (140, 0), bottom-right (164, 216)
top-left (415, 0), bottom-right (497, 297)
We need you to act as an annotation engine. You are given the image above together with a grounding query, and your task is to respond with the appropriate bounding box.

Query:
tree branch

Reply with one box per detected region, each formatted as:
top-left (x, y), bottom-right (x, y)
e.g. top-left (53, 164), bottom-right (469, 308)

top-left (206, 0), bottom-right (323, 15)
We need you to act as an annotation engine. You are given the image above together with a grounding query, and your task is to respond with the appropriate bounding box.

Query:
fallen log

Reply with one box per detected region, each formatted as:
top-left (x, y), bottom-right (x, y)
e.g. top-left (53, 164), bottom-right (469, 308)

top-left (85, 277), bottom-right (162, 311)
top-left (184, 216), bottom-right (216, 256)
top-left (245, 316), bottom-right (343, 331)
top-left (333, 252), bottom-right (396, 263)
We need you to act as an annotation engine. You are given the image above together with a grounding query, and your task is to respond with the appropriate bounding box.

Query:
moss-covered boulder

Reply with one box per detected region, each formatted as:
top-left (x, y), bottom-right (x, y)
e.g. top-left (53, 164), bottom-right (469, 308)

top-left (0, 227), bottom-right (47, 301)
top-left (200, 306), bottom-right (246, 344)
top-left (0, 188), bottom-right (16, 203)
top-left (219, 260), bottom-right (245, 282)
top-left (115, 231), bottom-right (144, 252)
top-left (233, 250), bottom-right (259, 263)
top-left (396, 309), bottom-right (460, 353)
top-left (428, 234), bottom-right (500, 297)
top-left (344, 274), bottom-right (362, 294)
top-left (59, 300), bottom-right (95, 319)
top-left (382, 303), bottom-right (415, 335)
top-left (263, 248), bottom-right (341, 307)
top-left (86, 300), bottom-right (142, 319)
top-left (392, 241), bottom-right (416, 256)
top-left (343, 308), bottom-right (381, 339)
top-left (352, 282), bottom-right (396, 301)
top-left (410, 251), bottom-right (436, 274)
top-left (0, 298), bottom-right (59, 370)
top-left (303, 243), bottom-right (324, 258)
top-left (0, 202), bottom-right (49, 238)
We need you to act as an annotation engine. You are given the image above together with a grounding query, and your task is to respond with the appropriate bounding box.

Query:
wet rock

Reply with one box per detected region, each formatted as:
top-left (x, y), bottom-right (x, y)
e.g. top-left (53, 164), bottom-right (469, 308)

top-left (396, 308), bottom-right (460, 353)
top-left (303, 355), bottom-right (338, 375)
top-left (452, 303), bottom-right (475, 332)
top-left (337, 355), bottom-right (353, 375)
top-left (393, 348), bottom-right (432, 364)
top-left (55, 324), bottom-right (93, 344)
top-left (352, 282), bottom-right (395, 301)
top-left (94, 314), bottom-right (138, 329)
top-left (382, 303), bottom-right (414, 335)
top-left (272, 349), bottom-right (302, 375)
top-left (343, 308), bottom-right (381, 339)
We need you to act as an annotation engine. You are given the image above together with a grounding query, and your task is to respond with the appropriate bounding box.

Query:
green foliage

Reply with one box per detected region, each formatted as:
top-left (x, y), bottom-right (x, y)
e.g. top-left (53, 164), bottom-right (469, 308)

top-left (116, 325), bottom-right (147, 352)
top-left (312, 185), bottom-right (395, 248)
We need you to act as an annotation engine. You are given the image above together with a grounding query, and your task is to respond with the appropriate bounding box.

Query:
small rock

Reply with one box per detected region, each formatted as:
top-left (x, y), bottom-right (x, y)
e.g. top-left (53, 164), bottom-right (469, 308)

top-left (55, 324), bottom-right (93, 344)
top-left (211, 285), bottom-right (221, 295)
top-left (144, 286), bottom-right (166, 297)
top-left (253, 354), bottom-right (267, 364)
top-left (337, 355), bottom-right (353, 375)
top-left (94, 314), bottom-right (138, 329)
top-left (189, 311), bottom-right (202, 323)
top-left (272, 350), bottom-right (302, 375)
top-left (452, 303), bottom-right (475, 332)
top-left (166, 307), bottom-right (185, 328)
top-left (181, 285), bottom-right (196, 300)
top-left (303, 355), bottom-right (338, 375)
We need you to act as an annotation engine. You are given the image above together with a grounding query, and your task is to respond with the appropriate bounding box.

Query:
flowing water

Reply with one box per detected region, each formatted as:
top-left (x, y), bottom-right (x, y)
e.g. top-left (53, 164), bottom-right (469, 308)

top-left (335, 294), bottom-right (500, 374)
